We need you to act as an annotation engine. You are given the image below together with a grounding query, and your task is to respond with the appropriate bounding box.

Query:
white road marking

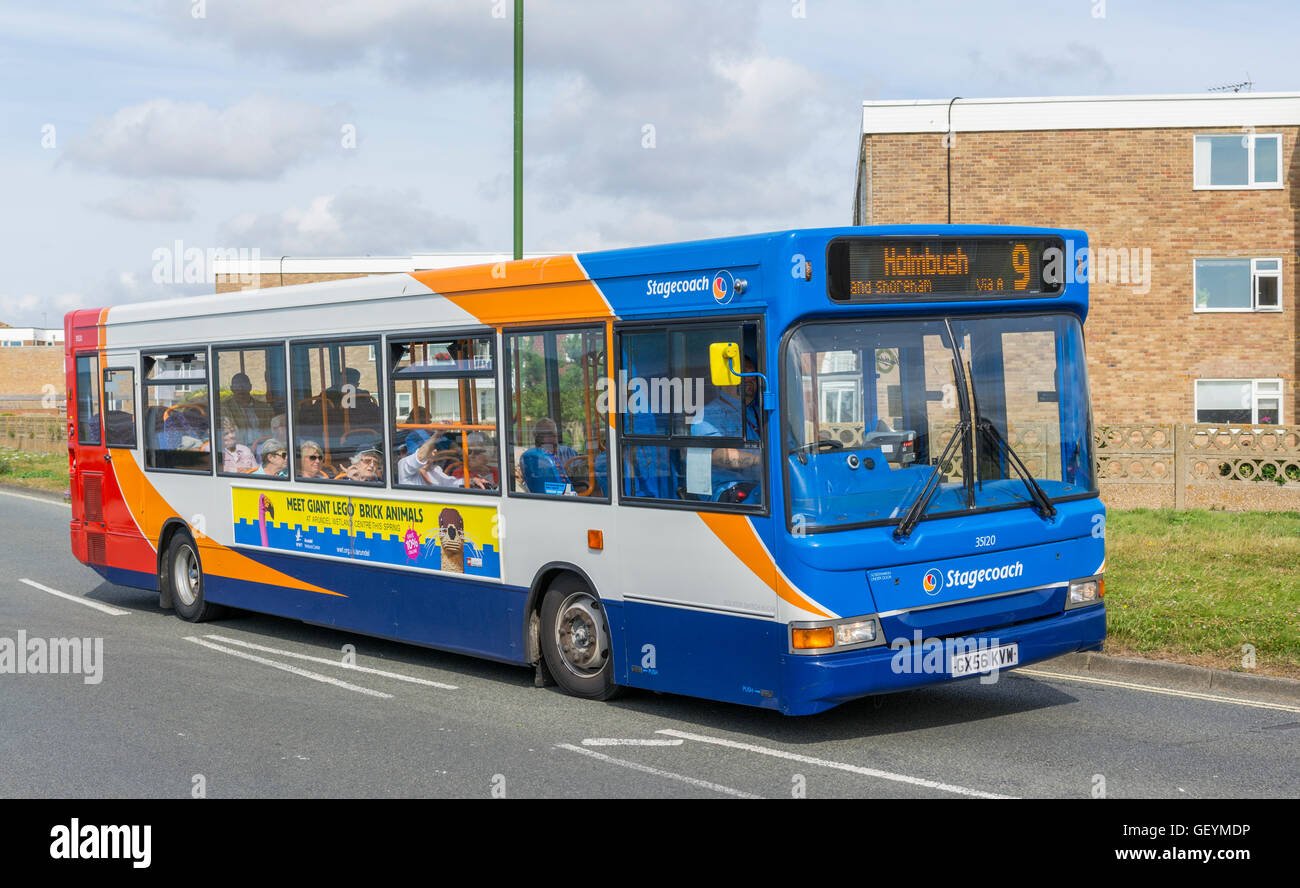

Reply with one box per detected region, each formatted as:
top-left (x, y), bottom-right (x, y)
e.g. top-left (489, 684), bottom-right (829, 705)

top-left (657, 729), bottom-right (1014, 799)
top-left (184, 636), bottom-right (392, 699)
top-left (1016, 668), bottom-right (1300, 713)
top-left (581, 738), bottom-right (684, 747)
top-left (556, 743), bottom-right (762, 799)
top-left (19, 578), bottom-right (130, 616)
top-left (205, 634), bottom-right (458, 690)
top-left (0, 489), bottom-right (69, 508)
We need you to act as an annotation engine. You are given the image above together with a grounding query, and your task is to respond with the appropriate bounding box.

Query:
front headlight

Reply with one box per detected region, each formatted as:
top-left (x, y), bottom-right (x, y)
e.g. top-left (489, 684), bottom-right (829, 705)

top-left (836, 619), bottom-right (878, 646)
top-left (790, 616), bottom-right (885, 654)
top-left (1066, 575), bottom-right (1104, 609)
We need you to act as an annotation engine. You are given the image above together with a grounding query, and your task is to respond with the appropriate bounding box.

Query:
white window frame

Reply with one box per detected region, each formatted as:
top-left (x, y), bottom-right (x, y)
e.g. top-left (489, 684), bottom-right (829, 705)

top-left (1193, 133), bottom-right (1283, 190)
top-left (1194, 378), bottom-right (1284, 425)
top-left (1193, 257), bottom-right (1283, 313)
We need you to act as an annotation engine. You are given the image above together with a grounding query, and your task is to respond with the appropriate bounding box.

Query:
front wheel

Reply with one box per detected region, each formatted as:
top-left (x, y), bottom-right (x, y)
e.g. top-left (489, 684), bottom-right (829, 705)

top-left (540, 575), bottom-right (620, 700)
top-left (165, 532), bottom-right (223, 623)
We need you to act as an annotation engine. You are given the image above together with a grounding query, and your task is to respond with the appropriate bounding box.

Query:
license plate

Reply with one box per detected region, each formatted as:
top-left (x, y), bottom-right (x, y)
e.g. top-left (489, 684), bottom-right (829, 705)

top-left (950, 643), bottom-right (1019, 676)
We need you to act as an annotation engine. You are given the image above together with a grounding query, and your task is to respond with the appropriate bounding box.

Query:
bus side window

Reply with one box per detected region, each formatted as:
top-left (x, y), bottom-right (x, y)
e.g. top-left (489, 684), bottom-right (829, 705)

top-left (505, 327), bottom-right (608, 499)
top-left (619, 321), bottom-right (764, 509)
top-left (75, 354), bottom-right (102, 446)
top-left (103, 367), bottom-right (137, 448)
top-left (390, 334), bottom-right (499, 492)
top-left (142, 351), bottom-right (211, 473)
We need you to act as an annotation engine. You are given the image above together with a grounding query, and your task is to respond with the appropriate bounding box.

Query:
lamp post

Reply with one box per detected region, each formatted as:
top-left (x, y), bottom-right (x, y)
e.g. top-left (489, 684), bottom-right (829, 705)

top-left (513, 0), bottom-right (523, 260)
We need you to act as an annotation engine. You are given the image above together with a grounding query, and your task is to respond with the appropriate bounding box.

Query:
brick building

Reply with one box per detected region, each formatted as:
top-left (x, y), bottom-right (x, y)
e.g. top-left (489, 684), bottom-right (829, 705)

top-left (0, 323), bottom-right (64, 411)
top-left (853, 92), bottom-right (1299, 427)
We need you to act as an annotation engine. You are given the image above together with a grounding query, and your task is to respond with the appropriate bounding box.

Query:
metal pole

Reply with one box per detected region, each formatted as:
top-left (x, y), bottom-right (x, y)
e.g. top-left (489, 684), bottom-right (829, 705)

top-left (513, 0), bottom-right (523, 260)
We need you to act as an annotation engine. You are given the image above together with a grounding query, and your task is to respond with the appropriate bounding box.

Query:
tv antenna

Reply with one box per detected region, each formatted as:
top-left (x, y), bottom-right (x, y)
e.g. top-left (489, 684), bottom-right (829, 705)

top-left (1208, 76), bottom-right (1253, 93)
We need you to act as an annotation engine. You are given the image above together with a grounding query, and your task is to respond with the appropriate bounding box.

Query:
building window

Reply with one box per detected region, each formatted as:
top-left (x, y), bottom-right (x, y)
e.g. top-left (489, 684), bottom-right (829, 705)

top-left (1193, 133), bottom-right (1282, 189)
top-left (1195, 379), bottom-right (1283, 425)
top-left (1194, 258), bottom-right (1282, 311)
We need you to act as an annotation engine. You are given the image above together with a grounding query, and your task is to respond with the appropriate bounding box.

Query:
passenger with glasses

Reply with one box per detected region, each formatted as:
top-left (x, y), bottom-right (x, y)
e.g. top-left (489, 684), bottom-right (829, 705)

top-left (299, 440), bottom-right (329, 479)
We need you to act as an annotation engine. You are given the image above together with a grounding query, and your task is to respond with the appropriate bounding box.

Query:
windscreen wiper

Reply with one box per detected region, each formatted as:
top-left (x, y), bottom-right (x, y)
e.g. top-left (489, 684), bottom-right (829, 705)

top-left (894, 358), bottom-right (971, 542)
top-left (975, 418), bottom-right (1056, 519)
top-left (965, 358), bottom-right (1056, 520)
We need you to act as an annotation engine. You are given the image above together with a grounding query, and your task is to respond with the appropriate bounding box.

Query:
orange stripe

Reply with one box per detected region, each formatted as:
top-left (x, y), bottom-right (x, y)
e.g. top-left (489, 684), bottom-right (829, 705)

top-left (113, 455), bottom-right (344, 597)
top-left (697, 512), bottom-right (832, 618)
top-left (410, 255), bottom-right (611, 325)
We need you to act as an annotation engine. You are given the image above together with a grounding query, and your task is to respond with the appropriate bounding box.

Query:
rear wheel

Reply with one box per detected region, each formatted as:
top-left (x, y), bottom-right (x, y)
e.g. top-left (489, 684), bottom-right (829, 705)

top-left (540, 575), bottom-right (620, 700)
top-left (165, 532), bottom-right (222, 623)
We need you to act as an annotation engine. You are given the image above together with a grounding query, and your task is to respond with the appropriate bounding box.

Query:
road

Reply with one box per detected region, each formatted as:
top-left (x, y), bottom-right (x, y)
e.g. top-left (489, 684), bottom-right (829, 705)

top-left (1, 489), bottom-right (1295, 799)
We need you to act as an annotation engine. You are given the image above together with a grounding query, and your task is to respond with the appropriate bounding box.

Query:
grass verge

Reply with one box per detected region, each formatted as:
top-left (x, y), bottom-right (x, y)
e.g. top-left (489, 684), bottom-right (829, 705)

top-left (0, 448), bottom-right (68, 496)
top-left (1104, 509), bottom-right (1300, 679)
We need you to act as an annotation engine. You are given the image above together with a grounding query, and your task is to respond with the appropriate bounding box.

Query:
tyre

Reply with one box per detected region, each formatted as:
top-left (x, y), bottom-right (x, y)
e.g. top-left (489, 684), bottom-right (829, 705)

top-left (165, 532), bottom-right (223, 623)
top-left (539, 574), bottom-right (620, 700)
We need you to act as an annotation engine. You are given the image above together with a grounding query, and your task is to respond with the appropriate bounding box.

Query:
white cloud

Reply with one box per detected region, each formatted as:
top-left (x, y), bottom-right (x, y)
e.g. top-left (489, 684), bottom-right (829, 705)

top-left (219, 187), bottom-right (480, 255)
top-left (65, 94), bottom-right (345, 180)
top-left (89, 183), bottom-right (196, 221)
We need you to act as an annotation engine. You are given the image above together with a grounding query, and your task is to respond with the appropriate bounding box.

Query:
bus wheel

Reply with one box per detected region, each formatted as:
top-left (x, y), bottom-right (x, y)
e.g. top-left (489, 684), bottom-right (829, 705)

top-left (165, 533), bottom-right (222, 623)
top-left (540, 575), bottom-right (620, 700)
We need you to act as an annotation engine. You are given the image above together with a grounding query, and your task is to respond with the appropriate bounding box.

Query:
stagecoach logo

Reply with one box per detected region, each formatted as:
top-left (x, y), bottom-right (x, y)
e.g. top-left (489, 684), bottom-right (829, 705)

top-left (925, 561), bottom-right (1026, 595)
top-left (712, 269), bottom-right (736, 304)
top-left (922, 568), bottom-right (944, 596)
top-left (644, 269), bottom-right (736, 304)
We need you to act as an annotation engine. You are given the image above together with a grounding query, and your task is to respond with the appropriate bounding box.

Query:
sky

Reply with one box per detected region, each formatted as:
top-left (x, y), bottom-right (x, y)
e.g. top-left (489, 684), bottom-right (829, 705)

top-left (1, 0), bottom-right (1297, 327)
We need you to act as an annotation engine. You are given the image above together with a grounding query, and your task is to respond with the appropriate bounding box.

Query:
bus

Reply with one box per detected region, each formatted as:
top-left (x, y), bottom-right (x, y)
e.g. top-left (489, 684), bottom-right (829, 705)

top-left (66, 225), bottom-right (1105, 716)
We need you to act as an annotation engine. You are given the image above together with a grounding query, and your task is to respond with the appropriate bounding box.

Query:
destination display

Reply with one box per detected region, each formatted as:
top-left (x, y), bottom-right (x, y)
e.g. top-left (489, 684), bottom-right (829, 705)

top-left (827, 237), bottom-right (1064, 302)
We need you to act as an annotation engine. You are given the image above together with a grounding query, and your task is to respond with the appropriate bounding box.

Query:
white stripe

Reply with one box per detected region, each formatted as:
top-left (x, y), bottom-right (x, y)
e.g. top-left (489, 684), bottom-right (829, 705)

top-left (205, 634), bottom-right (458, 690)
top-left (580, 738), bottom-right (684, 747)
top-left (570, 254), bottom-right (616, 316)
top-left (744, 521), bottom-right (838, 619)
top-left (0, 489), bottom-right (70, 508)
top-left (556, 744), bottom-right (761, 798)
top-left (657, 729), bottom-right (1014, 799)
top-left (184, 636), bottom-right (392, 699)
top-left (19, 578), bottom-right (130, 616)
top-left (1016, 668), bottom-right (1300, 713)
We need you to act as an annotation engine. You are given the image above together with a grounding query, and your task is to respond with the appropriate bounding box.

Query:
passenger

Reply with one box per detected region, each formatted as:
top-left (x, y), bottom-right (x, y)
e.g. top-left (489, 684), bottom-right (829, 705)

top-left (520, 418), bottom-right (578, 495)
top-left (397, 437), bottom-right (458, 487)
top-left (160, 402), bottom-right (209, 452)
top-left (270, 413), bottom-right (288, 446)
top-left (250, 438), bottom-right (288, 478)
top-left (220, 423), bottom-right (257, 473)
top-left (402, 405), bottom-right (433, 452)
top-left (222, 372), bottom-right (273, 445)
top-left (337, 447), bottom-right (383, 483)
top-left (451, 433), bottom-right (500, 490)
top-left (692, 356), bottom-right (763, 502)
top-left (298, 439), bottom-right (329, 480)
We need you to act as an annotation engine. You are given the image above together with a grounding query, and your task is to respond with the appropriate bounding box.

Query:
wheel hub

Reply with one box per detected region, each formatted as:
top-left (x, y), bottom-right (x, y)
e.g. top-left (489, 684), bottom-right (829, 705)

top-left (555, 594), bottom-right (608, 676)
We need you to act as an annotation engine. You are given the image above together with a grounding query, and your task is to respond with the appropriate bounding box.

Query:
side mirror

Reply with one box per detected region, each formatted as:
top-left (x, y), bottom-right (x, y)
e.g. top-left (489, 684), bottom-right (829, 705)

top-left (709, 342), bottom-right (741, 386)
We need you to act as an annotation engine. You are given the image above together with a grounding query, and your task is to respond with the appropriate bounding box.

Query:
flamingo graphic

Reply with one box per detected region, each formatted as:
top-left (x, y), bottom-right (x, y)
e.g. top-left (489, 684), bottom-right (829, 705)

top-left (258, 494), bottom-right (274, 547)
